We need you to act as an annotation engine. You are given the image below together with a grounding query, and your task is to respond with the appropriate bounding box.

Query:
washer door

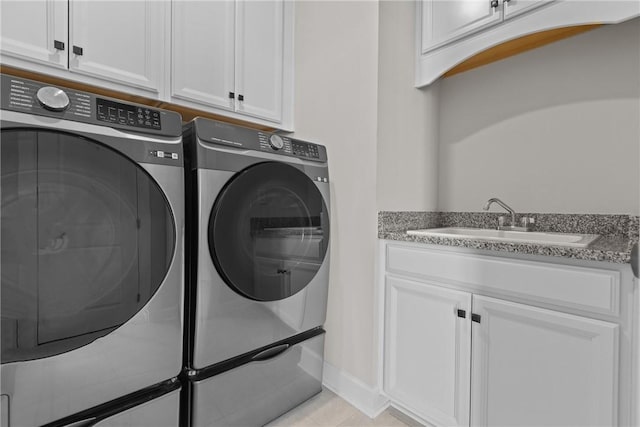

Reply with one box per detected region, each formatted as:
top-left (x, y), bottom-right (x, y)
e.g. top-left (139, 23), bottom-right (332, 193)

top-left (1, 129), bottom-right (175, 363)
top-left (208, 161), bottom-right (329, 302)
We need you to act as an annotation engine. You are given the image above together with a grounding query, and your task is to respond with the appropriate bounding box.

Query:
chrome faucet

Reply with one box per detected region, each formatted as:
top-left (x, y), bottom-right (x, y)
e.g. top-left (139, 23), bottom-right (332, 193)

top-left (483, 197), bottom-right (534, 231)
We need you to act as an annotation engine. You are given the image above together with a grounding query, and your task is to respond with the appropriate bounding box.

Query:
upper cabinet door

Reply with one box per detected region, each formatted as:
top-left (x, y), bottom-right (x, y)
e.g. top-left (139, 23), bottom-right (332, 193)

top-left (0, 0), bottom-right (68, 69)
top-left (503, 0), bottom-right (553, 20)
top-left (421, 0), bottom-right (503, 53)
top-left (234, 0), bottom-right (284, 122)
top-left (68, 0), bottom-right (165, 93)
top-left (171, 0), bottom-right (235, 111)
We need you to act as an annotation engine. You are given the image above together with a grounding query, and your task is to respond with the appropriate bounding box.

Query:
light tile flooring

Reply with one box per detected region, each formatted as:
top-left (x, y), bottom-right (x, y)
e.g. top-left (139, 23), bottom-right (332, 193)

top-left (265, 388), bottom-right (419, 427)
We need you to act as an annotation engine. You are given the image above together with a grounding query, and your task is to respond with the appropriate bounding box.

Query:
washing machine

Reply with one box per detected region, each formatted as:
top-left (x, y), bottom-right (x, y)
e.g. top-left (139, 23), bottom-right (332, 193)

top-left (0, 74), bottom-right (184, 426)
top-left (182, 118), bottom-right (330, 426)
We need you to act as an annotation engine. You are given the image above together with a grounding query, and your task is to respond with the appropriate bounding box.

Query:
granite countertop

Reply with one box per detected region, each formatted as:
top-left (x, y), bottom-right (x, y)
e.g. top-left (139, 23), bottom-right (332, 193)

top-left (378, 212), bottom-right (639, 264)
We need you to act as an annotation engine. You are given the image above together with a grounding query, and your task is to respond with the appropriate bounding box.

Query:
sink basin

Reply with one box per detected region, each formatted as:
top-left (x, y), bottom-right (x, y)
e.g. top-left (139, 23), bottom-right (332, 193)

top-left (406, 227), bottom-right (600, 248)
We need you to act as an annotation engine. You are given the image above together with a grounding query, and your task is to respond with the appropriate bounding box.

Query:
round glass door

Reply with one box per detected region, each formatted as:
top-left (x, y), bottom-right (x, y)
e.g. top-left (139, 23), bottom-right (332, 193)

top-left (208, 162), bottom-right (329, 301)
top-left (1, 129), bottom-right (175, 363)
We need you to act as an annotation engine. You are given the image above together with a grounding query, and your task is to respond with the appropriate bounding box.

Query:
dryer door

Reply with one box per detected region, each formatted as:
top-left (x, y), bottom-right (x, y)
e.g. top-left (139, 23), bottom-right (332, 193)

top-left (0, 129), bottom-right (176, 363)
top-left (208, 161), bottom-right (329, 301)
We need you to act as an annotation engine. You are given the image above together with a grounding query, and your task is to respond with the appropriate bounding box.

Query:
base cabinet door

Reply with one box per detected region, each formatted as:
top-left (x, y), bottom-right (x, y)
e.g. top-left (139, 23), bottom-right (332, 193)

top-left (384, 275), bottom-right (472, 427)
top-left (470, 295), bottom-right (619, 427)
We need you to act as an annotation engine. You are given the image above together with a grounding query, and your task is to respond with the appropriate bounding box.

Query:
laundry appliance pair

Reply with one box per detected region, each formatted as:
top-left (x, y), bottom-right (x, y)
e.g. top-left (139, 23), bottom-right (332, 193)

top-left (181, 118), bottom-right (331, 426)
top-left (0, 74), bottom-right (331, 426)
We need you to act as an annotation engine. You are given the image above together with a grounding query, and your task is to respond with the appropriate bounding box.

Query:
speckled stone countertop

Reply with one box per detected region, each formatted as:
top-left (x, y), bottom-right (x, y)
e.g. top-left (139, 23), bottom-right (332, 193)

top-left (378, 211), bottom-right (639, 264)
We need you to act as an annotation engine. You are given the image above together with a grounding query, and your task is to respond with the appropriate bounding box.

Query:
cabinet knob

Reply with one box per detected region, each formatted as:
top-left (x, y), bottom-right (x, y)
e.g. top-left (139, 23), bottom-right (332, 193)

top-left (490, 0), bottom-right (499, 8)
top-left (471, 313), bottom-right (482, 323)
top-left (73, 45), bottom-right (84, 56)
top-left (229, 92), bottom-right (235, 99)
top-left (457, 309), bottom-right (466, 318)
top-left (238, 94), bottom-right (244, 102)
top-left (54, 40), bottom-right (65, 51)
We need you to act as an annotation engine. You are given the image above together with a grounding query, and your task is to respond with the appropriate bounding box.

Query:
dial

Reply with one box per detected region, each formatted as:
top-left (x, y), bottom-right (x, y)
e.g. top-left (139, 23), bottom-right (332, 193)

top-left (36, 86), bottom-right (70, 112)
top-left (269, 134), bottom-right (284, 150)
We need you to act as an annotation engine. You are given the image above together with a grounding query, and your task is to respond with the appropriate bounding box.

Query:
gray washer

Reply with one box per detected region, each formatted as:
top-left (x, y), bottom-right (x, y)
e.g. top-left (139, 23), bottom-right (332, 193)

top-left (1, 74), bottom-right (184, 427)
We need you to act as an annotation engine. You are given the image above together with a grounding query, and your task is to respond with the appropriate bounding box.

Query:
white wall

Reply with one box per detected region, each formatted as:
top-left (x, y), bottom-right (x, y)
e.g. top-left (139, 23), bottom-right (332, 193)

top-left (438, 18), bottom-right (640, 215)
top-left (377, 1), bottom-right (440, 212)
top-left (292, 1), bottom-right (380, 386)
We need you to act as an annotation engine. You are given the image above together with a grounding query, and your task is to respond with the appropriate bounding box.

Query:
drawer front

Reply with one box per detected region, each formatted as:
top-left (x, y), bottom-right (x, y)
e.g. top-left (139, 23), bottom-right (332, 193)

top-left (190, 333), bottom-right (324, 427)
top-left (386, 244), bottom-right (620, 316)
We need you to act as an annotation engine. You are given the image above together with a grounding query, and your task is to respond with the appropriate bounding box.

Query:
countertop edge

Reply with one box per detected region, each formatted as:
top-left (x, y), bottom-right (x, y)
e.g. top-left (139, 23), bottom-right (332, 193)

top-left (379, 231), bottom-right (632, 264)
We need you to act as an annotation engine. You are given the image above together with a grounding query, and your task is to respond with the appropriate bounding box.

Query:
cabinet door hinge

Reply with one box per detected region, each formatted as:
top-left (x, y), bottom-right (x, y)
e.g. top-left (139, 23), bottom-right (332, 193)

top-left (471, 313), bottom-right (482, 323)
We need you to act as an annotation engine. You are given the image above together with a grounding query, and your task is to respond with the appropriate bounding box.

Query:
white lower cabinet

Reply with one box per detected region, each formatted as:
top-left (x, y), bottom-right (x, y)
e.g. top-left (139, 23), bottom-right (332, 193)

top-left (470, 295), bottom-right (618, 427)
top-left (385, 276), bottom-right (471, 427)
top-left (382, 243), bottom-right (629, 427)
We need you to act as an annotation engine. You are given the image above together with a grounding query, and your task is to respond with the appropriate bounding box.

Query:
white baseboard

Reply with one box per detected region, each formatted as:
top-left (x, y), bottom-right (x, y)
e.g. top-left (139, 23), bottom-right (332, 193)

top-left (322, 361), bottom-right (389, 419)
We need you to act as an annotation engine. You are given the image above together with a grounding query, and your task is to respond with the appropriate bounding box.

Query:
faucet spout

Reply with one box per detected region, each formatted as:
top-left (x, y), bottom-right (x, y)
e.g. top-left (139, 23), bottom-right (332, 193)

top-left (483, 197), bottom-right (516, 227)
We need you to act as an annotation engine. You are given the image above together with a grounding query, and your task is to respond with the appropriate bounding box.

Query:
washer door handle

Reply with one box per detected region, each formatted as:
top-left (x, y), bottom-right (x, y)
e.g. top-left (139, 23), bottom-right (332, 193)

top-left (251, 344), bottom-right (291, 362)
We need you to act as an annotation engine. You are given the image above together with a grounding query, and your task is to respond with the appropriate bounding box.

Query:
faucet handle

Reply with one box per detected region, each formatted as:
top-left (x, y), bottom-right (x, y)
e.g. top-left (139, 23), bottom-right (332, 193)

top-left (520, 217), bottom-right (535, 229)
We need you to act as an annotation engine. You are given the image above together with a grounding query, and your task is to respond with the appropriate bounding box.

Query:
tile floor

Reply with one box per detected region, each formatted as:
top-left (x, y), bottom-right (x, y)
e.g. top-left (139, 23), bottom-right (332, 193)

top-left (265, 388), bottom-right (420, 427)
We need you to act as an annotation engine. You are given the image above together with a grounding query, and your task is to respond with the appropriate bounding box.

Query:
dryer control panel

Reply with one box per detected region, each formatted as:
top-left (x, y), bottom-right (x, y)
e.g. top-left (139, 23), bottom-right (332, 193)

top-left (194, 119), bottom-right (327, 163)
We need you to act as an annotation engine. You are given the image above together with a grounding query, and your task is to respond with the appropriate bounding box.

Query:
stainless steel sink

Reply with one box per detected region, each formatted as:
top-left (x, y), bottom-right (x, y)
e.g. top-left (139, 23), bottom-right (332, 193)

top-left (406, 227), bottom-right (600, 248)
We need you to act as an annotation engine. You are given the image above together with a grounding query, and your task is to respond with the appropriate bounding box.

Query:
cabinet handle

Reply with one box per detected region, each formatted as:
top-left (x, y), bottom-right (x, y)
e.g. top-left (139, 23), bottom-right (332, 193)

top-left (471, 313), bottom-right (482, 323)
top-left (229, 92), bottom-right (235, 99)
top-left (54, 40), bottom-right (65, 51)
top-left (457, 309), bottom-right (466, 318)
top-left (238, 94), bottom-right (244, 101)
top-left (73, 45), bottom-right (83, 56)
top-left (490, 0), bottom-right (499, 8)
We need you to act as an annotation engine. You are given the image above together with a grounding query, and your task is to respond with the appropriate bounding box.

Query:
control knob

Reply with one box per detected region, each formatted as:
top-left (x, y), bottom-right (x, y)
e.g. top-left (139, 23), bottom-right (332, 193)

top-left (36, 86), bottom-right (70, 112)
top-left (269, 134), bottom-right (284, 150)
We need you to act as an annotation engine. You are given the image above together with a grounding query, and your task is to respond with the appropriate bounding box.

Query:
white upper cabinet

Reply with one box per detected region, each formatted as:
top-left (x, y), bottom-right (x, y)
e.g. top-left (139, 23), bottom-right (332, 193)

top-left (172, 0), bottom-right (292, 129)
top-left (0, 0), bottom-right (68, 69)
top-left (0, 0), bottom-right (167, 97)
top-left (172, 1), bottom-right (235, 111)
top-left (234, 0), bottom-right (284, 123)
top-left (1, 0), bottom-right (294, 129)
top-left (416, 0), bottom-right (640, 86)
top-left (68, 1), bottom-right (166, 93)
top-left (502, 0), bottom-right (550, 19)
top-left (421, 1), bottom-right (503, 53)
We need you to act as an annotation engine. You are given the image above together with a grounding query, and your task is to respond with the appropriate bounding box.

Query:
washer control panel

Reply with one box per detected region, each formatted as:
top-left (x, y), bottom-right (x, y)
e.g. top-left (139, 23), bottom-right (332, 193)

top-left (1, 74), bottom-right (181, 137)
top-left (96, 98), bottom-right (161, 130)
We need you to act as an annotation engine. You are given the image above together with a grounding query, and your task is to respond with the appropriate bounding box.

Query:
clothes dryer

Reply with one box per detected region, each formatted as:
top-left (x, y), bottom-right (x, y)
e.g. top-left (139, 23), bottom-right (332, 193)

top-left (182, 118), bottom-right (330, 426)
top-left (0, 74), bottom-right (184, 426)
